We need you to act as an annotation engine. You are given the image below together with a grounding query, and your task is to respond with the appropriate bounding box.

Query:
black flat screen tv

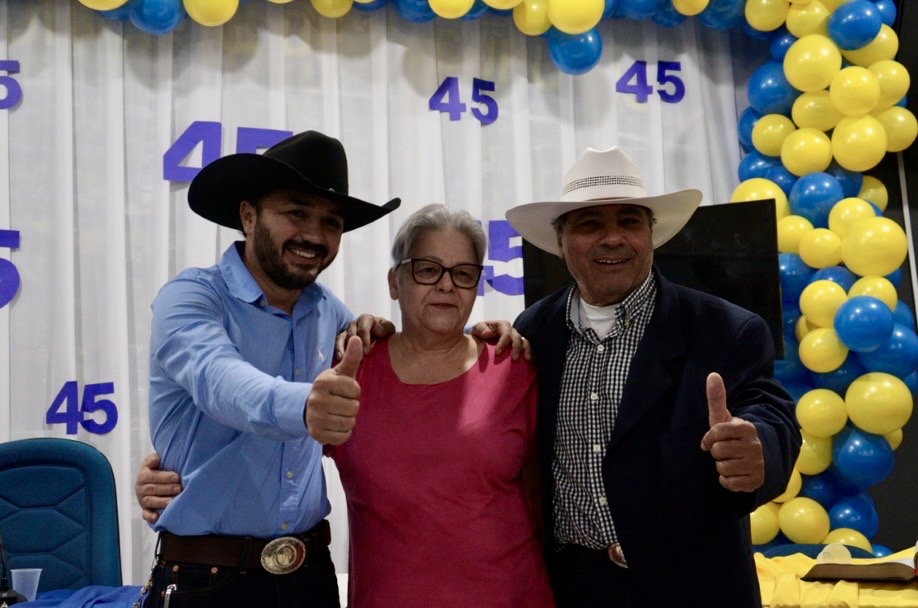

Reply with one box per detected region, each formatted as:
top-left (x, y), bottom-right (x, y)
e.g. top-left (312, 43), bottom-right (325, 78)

top-left (521, 198), bottom-right (784, 358)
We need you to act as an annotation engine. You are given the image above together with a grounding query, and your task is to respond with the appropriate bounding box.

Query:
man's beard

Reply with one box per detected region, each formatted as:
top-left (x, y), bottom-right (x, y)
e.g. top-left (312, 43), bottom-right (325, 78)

top-left (253, 221), bottom-right (333, 290)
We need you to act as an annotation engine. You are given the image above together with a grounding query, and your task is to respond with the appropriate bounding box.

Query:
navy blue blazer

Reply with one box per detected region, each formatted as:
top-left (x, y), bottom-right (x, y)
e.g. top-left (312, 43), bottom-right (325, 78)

top-left (515, 270), bottom-right (800, 607)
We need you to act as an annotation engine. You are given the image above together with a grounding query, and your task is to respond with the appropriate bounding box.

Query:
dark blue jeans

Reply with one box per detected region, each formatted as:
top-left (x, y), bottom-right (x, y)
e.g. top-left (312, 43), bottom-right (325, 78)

top-left (141, 541), bottom-right (339, 608)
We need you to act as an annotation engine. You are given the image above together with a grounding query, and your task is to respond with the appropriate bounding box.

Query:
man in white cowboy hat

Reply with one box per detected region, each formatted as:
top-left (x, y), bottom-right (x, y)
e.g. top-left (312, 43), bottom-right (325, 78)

top-left (507, 147), bottom-right (801, 607)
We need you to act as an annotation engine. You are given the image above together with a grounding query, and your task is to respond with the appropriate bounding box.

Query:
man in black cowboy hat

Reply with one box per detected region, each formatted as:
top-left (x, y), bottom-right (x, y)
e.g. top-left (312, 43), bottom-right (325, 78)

top-left (507, 147), bottom-right (801, 607)
top-left (138, 130), bottom-right (400, 608)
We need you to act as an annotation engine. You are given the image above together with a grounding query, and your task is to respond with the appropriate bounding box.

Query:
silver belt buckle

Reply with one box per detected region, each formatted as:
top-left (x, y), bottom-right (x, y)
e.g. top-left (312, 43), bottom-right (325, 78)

top-left (261, 536), bottom-right (306, 574)
top-left (607, 542), bottom-right (628, 568)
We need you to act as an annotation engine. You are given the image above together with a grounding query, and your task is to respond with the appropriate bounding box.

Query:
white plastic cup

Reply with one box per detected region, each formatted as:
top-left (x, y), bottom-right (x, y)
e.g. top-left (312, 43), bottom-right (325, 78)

top-left (11, 567), bottom-right (42, 602)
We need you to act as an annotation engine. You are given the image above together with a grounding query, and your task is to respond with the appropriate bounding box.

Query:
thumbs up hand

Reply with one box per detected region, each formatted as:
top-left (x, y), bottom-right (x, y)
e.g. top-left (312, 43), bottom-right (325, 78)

top-left (306, 336), bottom-right (364, 445)
top-left (699, 372), bottom-right (765, 493)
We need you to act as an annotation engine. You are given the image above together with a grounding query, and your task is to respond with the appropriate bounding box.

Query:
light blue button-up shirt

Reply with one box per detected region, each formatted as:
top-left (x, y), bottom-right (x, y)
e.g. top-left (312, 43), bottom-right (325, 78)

top-left (149, 242), bottom-right (351, 537)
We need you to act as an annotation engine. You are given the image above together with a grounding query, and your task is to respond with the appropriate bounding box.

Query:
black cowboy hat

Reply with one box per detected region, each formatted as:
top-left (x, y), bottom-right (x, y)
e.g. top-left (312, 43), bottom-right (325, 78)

top-left (188, 130), bottom-right (401, 232)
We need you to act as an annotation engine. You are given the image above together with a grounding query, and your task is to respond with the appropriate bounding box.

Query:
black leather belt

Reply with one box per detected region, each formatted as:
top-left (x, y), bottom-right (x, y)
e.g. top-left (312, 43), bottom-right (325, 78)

top-left (157, 519), bottom-right (331, 574)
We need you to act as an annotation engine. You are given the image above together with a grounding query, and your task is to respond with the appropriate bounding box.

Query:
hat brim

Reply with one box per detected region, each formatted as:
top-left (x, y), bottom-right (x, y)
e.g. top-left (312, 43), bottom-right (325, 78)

top-left (505, 190), bottom-right (703, 255)
top-left (188, 153), bottom-right (400, 232)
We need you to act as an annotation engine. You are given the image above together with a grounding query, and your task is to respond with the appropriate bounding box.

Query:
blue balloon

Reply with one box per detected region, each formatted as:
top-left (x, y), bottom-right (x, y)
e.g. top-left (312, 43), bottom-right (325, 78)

top-left (737, 106), bottom-right (762, 153)
top-left (747, 61), bottom-right (798, 116)
top-left (873, 0), bottom-right (897, 27)
top-left (831, 425), bottom-right (895, 492)
top-left (547, 28), bottom-right (603, 76)
top-left (810, 354), bottom-right (867, 395)
top-left (810, 265), bottom-right (858, 292)
top-left (458, 0), bottom-right (488, 19)
top-left (741, 19), bottom-right (772, 41)
top-left (777, 338), bottom-right (809, 385)
top-left (885, 267), bottom-right (902, 288)
top-left (620, 0), bottom-right (660, 20)
top-left (769, 29), bottom-right (797, 62)
top-left (697, 0), bottom-right (745, 30)
top-left (354, 0), bottom-right (388, 12)
top-left (799, 472), bottom-right (841, 508)
top-left (739, 151), bottom-right (779, 181)
top-left (825, 162), bottom-right (863, 199)
top-left (651, 1), bottom-right (687, 27)
top-left (788, 172), bottom-right (844, 228)
top-left (783, 302), bottom-right (802, 339)
top-left (782, 380), bottom-right (812, 403)
top-left (834, 295), bottom-right (895, 352)
top-left (99, 2), bottom-right (133, 20)
top-left (487, 6), bottom-right (512, 15)
top-left (873, 544), bottom-right (893, 558)
top-left (827, 0), bottom-right (882, 51)
top-left (893, 300), bottom-right (915, 331)
top-left (829, 493), bottom-right (879, 539)
top-left (902, 370), bottom-right (918, 395)
top-left (128, 0), bottom-right (185, 35)
top-left (603, 0), bottom-right (625, 18)
top-left (779, 253), bottom-right (815, 305)
top-left (764, 164), bottom-right (797, 197)
top-left (856, 322), bottom-right (918, 377)
top-left (393, 0), bottom-right (436, 22)
top-left (824, 462), bottom-right (867, 497)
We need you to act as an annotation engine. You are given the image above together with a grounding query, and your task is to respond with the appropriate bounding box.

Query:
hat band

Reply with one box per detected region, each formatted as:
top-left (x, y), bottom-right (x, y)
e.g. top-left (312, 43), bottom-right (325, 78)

top-left (562, 174), bottom-right (646, 197)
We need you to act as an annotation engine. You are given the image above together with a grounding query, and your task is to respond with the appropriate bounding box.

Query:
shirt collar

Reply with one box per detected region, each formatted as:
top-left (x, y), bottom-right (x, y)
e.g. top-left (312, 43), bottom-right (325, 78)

top-left (566, 271), bottom-right (656, 332)
top-left (219, 241), bottom-right (324, 311)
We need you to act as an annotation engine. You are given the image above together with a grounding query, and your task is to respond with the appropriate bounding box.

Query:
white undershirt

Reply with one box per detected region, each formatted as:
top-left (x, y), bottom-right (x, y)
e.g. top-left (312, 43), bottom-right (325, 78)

top-left (576, 297), bottom-right (618, 339)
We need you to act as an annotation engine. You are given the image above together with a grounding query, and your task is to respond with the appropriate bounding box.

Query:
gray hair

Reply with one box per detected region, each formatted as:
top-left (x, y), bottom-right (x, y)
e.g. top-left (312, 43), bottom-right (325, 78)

top-left (391, 204), bottom-right (487, 265)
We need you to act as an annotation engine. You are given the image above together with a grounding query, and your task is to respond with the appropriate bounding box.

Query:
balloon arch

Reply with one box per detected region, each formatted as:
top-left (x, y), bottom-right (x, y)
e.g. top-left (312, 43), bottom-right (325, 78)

top-left (77, 0), bottom-right (915, 555)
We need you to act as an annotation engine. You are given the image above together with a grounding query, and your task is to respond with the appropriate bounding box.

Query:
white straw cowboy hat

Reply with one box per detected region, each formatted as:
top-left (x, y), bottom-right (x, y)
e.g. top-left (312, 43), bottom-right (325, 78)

top-left (505, 147), bottom-right (703, 255)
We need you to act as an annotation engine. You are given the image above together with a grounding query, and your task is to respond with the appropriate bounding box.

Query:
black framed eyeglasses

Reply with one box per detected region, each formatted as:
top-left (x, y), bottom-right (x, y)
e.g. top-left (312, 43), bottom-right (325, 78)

top-left (397, 258), bottom-right (484, 290)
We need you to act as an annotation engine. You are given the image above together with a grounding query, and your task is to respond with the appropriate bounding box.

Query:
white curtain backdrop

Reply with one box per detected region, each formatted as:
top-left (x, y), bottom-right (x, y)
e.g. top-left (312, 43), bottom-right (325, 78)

top-left (1, 0), bottom-right (757, 585)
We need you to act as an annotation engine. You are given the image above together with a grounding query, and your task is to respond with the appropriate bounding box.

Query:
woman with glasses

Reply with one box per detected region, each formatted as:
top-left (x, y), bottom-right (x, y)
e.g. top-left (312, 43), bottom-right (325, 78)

top-left (326, 203), bottom-right (554, 607)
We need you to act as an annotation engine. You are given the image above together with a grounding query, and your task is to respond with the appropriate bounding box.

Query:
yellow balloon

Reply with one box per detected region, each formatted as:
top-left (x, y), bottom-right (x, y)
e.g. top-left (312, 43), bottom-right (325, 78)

top-left (778, 214), bottom-right (814, 254)
top-left (513, 0), bottom-right (551, 35)
top-left (483, 0), bottom-right (524, 10)
top-left (796, 313), bottom-right (819, 342)
top-left (829, 66), bottom-right (881, 116)
top-left (785, 0), bottom-right (829, 38)
top-left (546, 0), bottom-right (603, 34)
top-left (828, 197), bottom-right (877, 239)
top-left (796, 388), bottom-right (848, 437)
top-left (831, 115), bottom-right (888, 173)
top-left (267, 0), bottom-right (294, 4)
top-left (858, 175), bottom-right (888, 212)
top-left (792, 91), bottom-right (843, 132)
top-left (745, 0), bottom-right (789, 32)
top-left (783, 34), bottom-right (841, 93)
top-left (753, 114), bottom-right (797, 157)
top-left (842, 25), bottom-right (899, 67)
top-left (781, 127), bottom-right (833, 176)
top-left (310, 0), bottom-right (352, 17)
top-left (183, 0), bottom-right (239, 26)
top-left (751, 502), bottom-right (781, 545)
top-left (884, 428), bottom-right (903, 450)
top-left (796, 431), bottom-right (833, 476)
top-left (848, 276), bottom-right (898, 310)
top-left (729, 177), bottom-right (790, 216)
top-left (841, 216), bottom-right (907, 277)
top-left (773, 468), bottom-right (802, 503)
top-left (779, 496), bottom-right (831, 543)
top-left (78, 0), bottom-right (128, 9)
top-left (672, 0), bottom-right (708, 16)
top-left (800, 279), bottom-right (847, 327)
top-left (846, 372), bottom-right (913, 435)
top-left (869, 60), bottom-right (911, 112)
top-left (798, 228), bottom-right (843, 269)
top-left (874, 106), bottom-right (918, 153)
top-left (430, 0), bottom-right (475, 18)
top-left (799, 327), bottom-right (848, 373)
top-left (824, 528), bottom-right (873, 553)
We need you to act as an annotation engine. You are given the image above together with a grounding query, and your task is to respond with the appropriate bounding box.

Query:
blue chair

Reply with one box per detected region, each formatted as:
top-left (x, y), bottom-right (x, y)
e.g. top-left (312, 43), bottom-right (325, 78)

top-left (0, 438), bottom-right (122, 593)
